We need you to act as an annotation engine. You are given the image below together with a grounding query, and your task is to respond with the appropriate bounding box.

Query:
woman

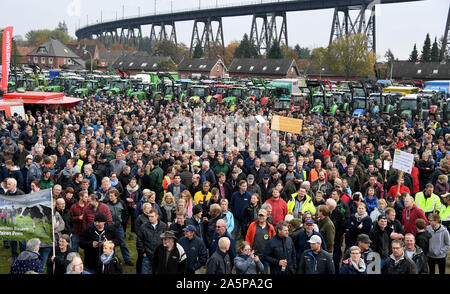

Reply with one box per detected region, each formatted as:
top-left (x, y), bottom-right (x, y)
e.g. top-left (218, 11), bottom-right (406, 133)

top-left (176, 198), bottom-right (188, 218)
top-left (303, 211), bottom-right (319, 232)
top-left (346, 202), bottom-right (372, 249)
top-left (100, 240), bottom-right (123, 274)
top-left (370, 199), bottom-right (387, 223)
top-left (234, 241), bottom-right (264, 274)
top-left (110, 173), bottom-right (124, 195)
top-left (340, 246), bottom-right (367, 274)
top-left (180, 190), bottom-right (193, 218)
top-left (97, 177), bottom-right (112, 203)
top-left (123, 178), bottom-right (142, 240)
top-left (69, 173), bottom-right (83, 197)
top-left (48, 234), bottom-right (75, 275)
top-left (83, 164), bottom-right (97, 192)
top-left (242, 193), bottom-right (262, 236)
top-left (160, 192), bottom-right (176, 225)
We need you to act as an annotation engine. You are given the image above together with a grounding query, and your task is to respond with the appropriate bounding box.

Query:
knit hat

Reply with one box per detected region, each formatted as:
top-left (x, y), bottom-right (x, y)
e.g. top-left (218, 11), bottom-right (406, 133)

top-left (192, 204), bottom-right (203, 215)
top-left (94, 213), bottom-right (106, 223)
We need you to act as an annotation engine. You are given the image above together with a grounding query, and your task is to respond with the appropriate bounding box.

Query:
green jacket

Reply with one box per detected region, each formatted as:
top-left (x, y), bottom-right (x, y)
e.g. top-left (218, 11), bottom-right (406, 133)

top-left (214, 163), bottom-right (230, 178)
top-left (287, 193), bottom-right (316, 220)
top-left (151, 166), bottom-right (164, 193)
top-left (318, 216), bottom-right (335, 253)
top-left (39, 179), bottom-right (54, 190)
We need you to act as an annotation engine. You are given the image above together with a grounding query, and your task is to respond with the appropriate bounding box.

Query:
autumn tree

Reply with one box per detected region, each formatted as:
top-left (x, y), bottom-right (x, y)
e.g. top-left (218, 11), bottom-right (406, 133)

top-left (223, 41), bottom-right (239, 67)
top-left (326, 33), bottom-right (376, 79)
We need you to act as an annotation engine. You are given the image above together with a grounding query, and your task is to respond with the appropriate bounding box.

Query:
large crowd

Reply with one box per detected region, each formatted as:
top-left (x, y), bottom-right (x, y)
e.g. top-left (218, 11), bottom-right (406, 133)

top-left (1, 91), bottom-right (449, 275)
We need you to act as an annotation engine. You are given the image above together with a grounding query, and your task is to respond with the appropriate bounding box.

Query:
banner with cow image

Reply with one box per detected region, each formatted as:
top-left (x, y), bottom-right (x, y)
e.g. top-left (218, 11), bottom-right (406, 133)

top-left (0, 189), bottom-right (52, 241)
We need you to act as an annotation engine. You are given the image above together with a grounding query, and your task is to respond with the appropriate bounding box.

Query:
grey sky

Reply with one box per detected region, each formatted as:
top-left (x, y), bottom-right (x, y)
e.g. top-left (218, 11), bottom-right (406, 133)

top-left (1, 0), bottom-right (448, 61)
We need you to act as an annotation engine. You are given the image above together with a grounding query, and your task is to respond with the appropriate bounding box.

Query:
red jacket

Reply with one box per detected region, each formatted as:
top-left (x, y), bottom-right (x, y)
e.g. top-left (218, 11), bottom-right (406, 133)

top-left (411, 167), bottom-right (420, 194)
top-left (264, 197), bottom-right (288, 226)
top-left (245, 220), bottom-right (276, 248)
top-left (402, 204), bottom-right (428, 235)
top-left (387, 185), bottom-right (410, 200)
top-left (82, 202), bottom-right (113, 230)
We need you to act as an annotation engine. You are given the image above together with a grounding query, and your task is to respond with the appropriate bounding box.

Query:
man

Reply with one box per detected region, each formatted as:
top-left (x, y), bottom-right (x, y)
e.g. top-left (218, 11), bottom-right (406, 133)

top-left (169, 211), bottom-right (187, 239)
top-left (152, 230), bottom-right (187, 274)
top-left (330, 189), bottom-right (350, 221)
top-left (206, 237), bottom-right (232, 274)
top-left (136, 208), bottom-right (168, 274)
top-left (110, 150), bottom-right (126, 175)
top-left (82, 194), bottom-right (112, 230)
top-left (66, 256), bottom-right (90, 274)
top-left (263, 221), bottom-right (296, 274)
top-left (70, 190), bottom-right (89, 252)
top-left (310, 171), bottom-right (333, 198)
top-left (440, 193), bottom-right (450, 231)
top-left (149, 159), bottom-right (164, 201)
top-left (342, 234), bottom-right (374, 267)
top-left (55, 198), bottom-right (73, 237)
top-left (246, 174), bottom-right (262, 197)
top-left (166, 174), bottom-right (186, 203)
top-left (13, 141), bottom-right (29, 168)
top-left (210, 219), bottom-right (236, 262)
top-left (326, 198), bottom-right (346, 271)
top-left (214, 155), bottom-right (230, 180)
top-left (414, 184), bottom-right (442, 218)
top-left (317, 205), bottom-right (335, 254)
top-left (298, 234), bottom-right (335, 274)
top-left (26, 155), bottom-right (43, 190)
top-left (343, 165), bottom-right (360, 193)
top-left (10, 238), bottom-right (43, 274)
top-left (5, 178), bottom-right (25, 196)
top-left (186, 204), bottom-right (205, 243)
top-left (79, 213), bottom-right (120, 273)
top-left (426, 213), bottom-right (450, 274)
top-left (287, 186), bottom-right (316, 221)
top-left (361, 174), bottom-right (384, 199)
top-left (189, 174), bottom-right (202, 198)
top-left (106, 189), bottom-right (133, 266)
top-left (213, 173), bottom-right (233, 202)
top-left (402, 195), bottom-right (428, 235)
top-left (179, 163), bottom-right (193, 188)
top-left (230, 180), bottom-right (251, 240)
top-left (265, 188), bottom-right (288, 226)
top-left (308, 159), bottom-right (327, 183)
top-left (386, 239), bottom-right (417, 274)
top-left (415, 218), bottom-right (432, 256)
top-left (369, 215), bottom-right (391, 271)
top-left (404, 233), bottom-right (429, 274)
top-left (249, 157), bottom-right (267, 184)
top-left (201, 161), bottom-right (216, 187)
top-left (178, 225), bottom-right (208, 274)
top-left (385, 207), bottom-right (405, 240)
top-left (204, 204), bottom-right (226, 250)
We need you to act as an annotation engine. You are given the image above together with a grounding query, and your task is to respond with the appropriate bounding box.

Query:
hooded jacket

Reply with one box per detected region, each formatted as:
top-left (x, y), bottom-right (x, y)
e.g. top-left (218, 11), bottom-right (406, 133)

top-left (10, 250), bottom-right (43, 274)
top-left (425, 224), bottom-right (450, 259)
top-left (415, 230), bottom-right (432, 256)
top-left (402, 204), bottom-right (428, 235)
top-left (406, 245), bottom-right (428, 274)
top-left (369, 223), bottom-right (391, 258)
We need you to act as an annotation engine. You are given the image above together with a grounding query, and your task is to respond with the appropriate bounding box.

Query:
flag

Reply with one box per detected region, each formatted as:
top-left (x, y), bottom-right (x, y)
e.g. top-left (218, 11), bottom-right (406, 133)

top-left (1, 26), bottom-right (13, 93)
top-left (0, 189), bottom-right (53, 241)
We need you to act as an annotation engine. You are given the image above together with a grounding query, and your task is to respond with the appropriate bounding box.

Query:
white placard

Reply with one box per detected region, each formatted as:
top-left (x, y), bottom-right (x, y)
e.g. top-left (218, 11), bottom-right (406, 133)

top-left (392, 149), bottom-right (414, 174)
top-left (383, 160), bottom-right (390, 171)
top-left (255, 115), bottom-right (266, 124)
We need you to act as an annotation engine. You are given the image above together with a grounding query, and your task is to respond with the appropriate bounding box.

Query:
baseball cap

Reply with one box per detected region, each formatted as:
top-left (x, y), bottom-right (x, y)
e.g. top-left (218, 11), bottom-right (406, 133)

top-left (193, 161), bottom-right (200, 167)
top-left (304, 219), bottom-right (315, 225)
top-left (357, 234), bottom-right (372, 244)
top-left (247, 174), bottom-right (254, 180)
top-left (263, 174), bottom-right (270, 179)
top-left (183, 225), bottom-right (197, 233)
top-left (258, 209), bottom-right (267, 216)
top-left (386, 195), bottom-right (395, 202)
top-left (94, 213), bottom-right (106, 222)
top-left (307, 235), bottom-right (322, 244)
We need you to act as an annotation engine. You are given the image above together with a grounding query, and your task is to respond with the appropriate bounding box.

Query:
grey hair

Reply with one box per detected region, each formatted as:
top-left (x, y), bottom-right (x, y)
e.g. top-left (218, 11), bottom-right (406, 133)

top-left (349, 246), bottom-right (361, 253)
top-left (26, 238), bottom-right (41, 252)
top-left (66, 256), bottom-right (82, 273)
top-left (261, 203), bottom-right (272, 210)
top-left (216, 218), bottom-right (228, 228)
top-left (326, 198), bottom-right (337, 209)
top-left (66, 252), bottom-right (81, 262)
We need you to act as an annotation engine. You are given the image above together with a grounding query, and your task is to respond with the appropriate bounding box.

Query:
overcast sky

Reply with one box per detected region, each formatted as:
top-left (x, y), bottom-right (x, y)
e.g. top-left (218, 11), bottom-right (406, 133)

top-left (1, 0), bottom-right (448, 61)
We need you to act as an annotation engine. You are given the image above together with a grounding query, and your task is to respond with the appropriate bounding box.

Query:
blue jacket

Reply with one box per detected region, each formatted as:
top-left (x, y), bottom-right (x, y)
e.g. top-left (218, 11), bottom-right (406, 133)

top-left (10, 250), bottom-right (43, 274)
top-left (294, 230), bottom-right (327, 263)
top-left (263, 234), bottom-right (297, 274)
top-left (210, 231), bottom-right (237, 264)
top-left (166, 183), bottom-right (187, 198)
top-left (364, 196), bottom-right (378, 214)
top-left (178, 235), bottom-right (208, 273)
top-left (339, 258), bottom-right (367, 274)
top-left (202, 168), bottom-right (216, 186)
top-left (230, 190), bottom-right (251, 221)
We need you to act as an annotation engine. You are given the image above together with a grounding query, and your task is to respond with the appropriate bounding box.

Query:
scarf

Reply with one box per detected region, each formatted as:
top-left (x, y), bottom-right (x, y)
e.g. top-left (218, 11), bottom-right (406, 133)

top-left (163, 204), bottom-right (174, 221)
top-left (126, 184), bottom-right (139, 193)
top-left (355, 212), bottom-right (368, 222)
top-left (100, 250), bottom-right (114, 265)
top-left (110, 178), bottom-right (119, 186)
top-left (349, 258), bottom-right (366, 273)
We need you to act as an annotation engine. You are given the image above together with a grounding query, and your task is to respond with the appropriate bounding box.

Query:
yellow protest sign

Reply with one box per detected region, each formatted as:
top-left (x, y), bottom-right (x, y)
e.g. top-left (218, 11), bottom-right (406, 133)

top-left (271, 115), bottom-right (303, 134)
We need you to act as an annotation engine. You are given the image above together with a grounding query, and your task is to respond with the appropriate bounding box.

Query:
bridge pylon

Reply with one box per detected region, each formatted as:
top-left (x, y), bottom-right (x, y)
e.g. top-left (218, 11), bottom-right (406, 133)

top-left (150, 21), bottom-right (178, 52)
top-left (189, 17), bottom-right (225, 58)
top-left (250, 12), bottom-right (287, 55)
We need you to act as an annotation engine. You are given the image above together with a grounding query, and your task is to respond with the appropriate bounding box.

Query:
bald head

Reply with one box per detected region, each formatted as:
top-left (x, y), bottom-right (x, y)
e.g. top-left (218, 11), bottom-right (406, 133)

top-left (56, 198), bottom-right (66, 210)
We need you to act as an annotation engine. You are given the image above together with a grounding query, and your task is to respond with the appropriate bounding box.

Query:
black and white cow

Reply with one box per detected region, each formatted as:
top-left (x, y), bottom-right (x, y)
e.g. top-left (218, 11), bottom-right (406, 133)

top-left (21, 205), bottom-right (52, 233)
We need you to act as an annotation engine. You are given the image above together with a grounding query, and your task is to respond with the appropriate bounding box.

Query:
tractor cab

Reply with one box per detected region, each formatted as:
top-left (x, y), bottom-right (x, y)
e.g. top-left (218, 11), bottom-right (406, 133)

top-left (398, 94), bottom-right (428, 119)
top-left (188, 85), bottom-right (211, 104)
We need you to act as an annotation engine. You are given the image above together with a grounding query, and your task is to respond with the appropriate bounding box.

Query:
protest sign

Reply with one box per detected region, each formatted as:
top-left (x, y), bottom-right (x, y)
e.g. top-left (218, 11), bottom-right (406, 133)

top-left (271, 115), bottom-right (303, 135)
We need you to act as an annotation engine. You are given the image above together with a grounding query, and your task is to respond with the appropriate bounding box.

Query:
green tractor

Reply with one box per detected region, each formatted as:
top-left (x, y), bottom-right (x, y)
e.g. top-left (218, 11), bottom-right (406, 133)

top-left (188, 85), bottom-right (212, 104)
top-left (221, 86), bottom-right (248, 110)
top-left (266, 82), bottom-right (293, 110)
top-left (64, 76), bottom-right (85, 95)
top-left (126, 80), bottom-right (151, 101)
top-left (102, 79), bottom-right (131, 97)
top-left (45, 76), bottom-right (65, 92)
top-left (397, 94), bottom-right (428, 119)
top-left (73, 80), bottom-right (100, 97)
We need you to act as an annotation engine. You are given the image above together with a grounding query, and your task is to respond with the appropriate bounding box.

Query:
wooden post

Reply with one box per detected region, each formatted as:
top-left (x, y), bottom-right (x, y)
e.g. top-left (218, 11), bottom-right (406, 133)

top-left (50, 188), bottom-right (56, 274)
top-left (396, 170), bottom-right (403, 201)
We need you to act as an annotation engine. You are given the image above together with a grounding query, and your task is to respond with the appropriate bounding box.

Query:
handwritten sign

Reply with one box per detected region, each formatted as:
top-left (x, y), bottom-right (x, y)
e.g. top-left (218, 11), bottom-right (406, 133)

top-left (392, 149), bottom-right (414, 174)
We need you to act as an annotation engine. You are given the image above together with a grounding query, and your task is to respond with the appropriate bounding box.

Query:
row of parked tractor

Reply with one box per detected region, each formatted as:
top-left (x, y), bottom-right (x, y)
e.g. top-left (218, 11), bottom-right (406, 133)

top-left (7, 64), bottom-right (450, 121)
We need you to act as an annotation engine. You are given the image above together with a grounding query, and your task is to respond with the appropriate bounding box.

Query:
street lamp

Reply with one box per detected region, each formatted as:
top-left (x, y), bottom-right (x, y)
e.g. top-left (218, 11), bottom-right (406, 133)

top-left (320, 68), bottom-right (325, 81)
top-left (84, 49), bottom-right (93, 73)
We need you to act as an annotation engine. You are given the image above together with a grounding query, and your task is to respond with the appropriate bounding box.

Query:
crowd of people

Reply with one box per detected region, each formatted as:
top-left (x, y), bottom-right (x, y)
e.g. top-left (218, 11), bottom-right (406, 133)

top-left (1, 91), bottom-right (449, 275)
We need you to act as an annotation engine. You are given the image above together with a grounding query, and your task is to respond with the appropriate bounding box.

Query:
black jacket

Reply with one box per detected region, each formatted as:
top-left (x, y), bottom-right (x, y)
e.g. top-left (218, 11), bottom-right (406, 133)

top-left (415, 230), bottom-right (432, 256)
top-left (48, 247), bottom-right (76, 275)
top-left (206, 248), bottom-right (232, 274)
top-left (178, 235), bottom-right (208, 274)
top-left (263, 234), bottom-right (297, 274)
top-left (407, 245), bottom-right (428, 274)
top-left (212, 182), bottom-right (233, 202)
top-left (56, 207), bottom-right (73, 236)
top-left (386, 254), bottom-right (417, 274)
top-left (79, 223), bottom-right (120, 272)
top-left (330, 208), bottom-right (346, 241)
top-left (152, 242), bottom-right (187, 274)
top-left (205, 213), bottom-right (227, 249)
top-left (186, 216), bottom-right (206, 244)
top-left (298, 249), bottom-right (335, 274)
top-left (136, 221), bottom-right (168, 258)
top-left (369, 223), bottom-right (391, 258)
top-left (101, 253), bottom-right (123, 274)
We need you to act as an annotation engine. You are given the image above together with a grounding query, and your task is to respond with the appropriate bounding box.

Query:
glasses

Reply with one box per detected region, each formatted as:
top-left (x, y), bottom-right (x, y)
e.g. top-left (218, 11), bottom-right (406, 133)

top-left (258, 214), bottom-right (265, 217)
top-left (243, 248), bottom-right (252, 251)
top-left (216, 226), bottom-right (223, 228)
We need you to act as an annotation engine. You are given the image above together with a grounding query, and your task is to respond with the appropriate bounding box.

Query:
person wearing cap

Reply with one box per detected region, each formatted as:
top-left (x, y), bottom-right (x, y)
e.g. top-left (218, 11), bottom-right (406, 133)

top-left (263, 221), bottom-right (297, 274)
top-left (246, 174), bottom-right (262, 197)
top-left (294, 218), bottom-right (327, 264)
top-left (178, 225), bottom-right (208, 274)
top-left (298, 234), bottom-right (335, 274)
top-left (342, 234), bottom-right (374, 268)
top-left (259, 174), bottom-right (274, 203)
top-left (369, 214), bottom-right (391, 272)
top-left (79, 213), bottom-right (120, 274)
top-left (151, 230), bottom-right (187, 274)
top-left (439, 193), bottom-right (450, 232)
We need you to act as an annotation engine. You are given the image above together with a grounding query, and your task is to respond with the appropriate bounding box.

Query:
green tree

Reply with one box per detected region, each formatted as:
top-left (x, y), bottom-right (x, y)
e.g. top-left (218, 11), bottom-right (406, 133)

top-left (56, 21), bottom-right (68, 34)
top-left (153, 40), bottom-right (188, 63)
top-left (409, 43), bottom-right (418, 62)
top-left (420, 33), bottom-right (431, 62)
top-left (309, 47), bottom-right (328, 74)
top-left (430, 37), bottom-right (440, 62)
top-left (294, 44), bottom-right (311, 59)
top-left (267, 42), bottom-right (283, 59)
top-left (25, 29), bottom-right (72, 47)
top-left (234, 34), bottom-right (258, 58)
top-left (158, 59), bottom-right (177, 71)
top-left (192, 43), bottom-right (204, 58)
top-left (326, 33), bottom-right (376, 79)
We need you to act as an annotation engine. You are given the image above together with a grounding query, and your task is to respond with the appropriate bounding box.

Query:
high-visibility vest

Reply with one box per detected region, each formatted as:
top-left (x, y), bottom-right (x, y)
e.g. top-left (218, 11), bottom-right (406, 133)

top-left (163, 175), bottom-right (173, 192)
top-left (440, 204), bottom-right (450, 223)
top-left (287, 193), bottom-right (316, 221)
top-left (414, 192), bottom-right (442, 214)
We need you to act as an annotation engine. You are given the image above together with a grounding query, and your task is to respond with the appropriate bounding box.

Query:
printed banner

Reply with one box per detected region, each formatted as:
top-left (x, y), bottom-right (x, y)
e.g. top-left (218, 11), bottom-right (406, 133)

top-left (1, 26), bottom-right (13, 93)
top-left (0, 189), bottom-right (52, 241)
top-left (271, 115), bottom-right (303, 135)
